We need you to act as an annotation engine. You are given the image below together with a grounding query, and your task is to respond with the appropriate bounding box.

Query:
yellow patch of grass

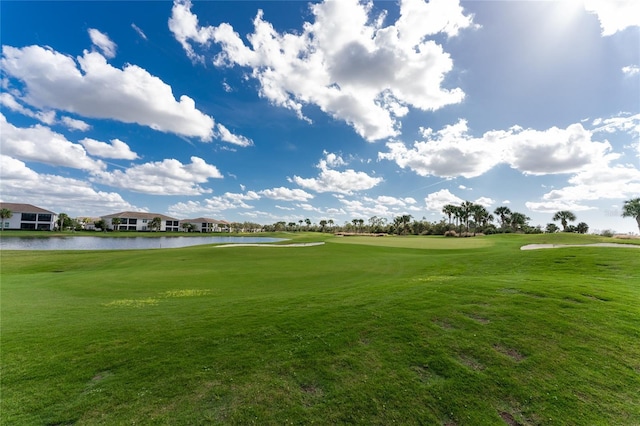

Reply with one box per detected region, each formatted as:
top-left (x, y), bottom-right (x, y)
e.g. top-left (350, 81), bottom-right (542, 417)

top-left (162, 289), bottom-right (212, 298)
top-left (103, 298), bottom-right (159, 308)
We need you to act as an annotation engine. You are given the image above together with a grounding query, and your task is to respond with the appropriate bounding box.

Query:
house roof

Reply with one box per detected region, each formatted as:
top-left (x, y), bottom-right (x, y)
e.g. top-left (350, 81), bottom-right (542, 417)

top-left (181, 217), bottom-right (230, 225)
top-left (101, 211), bottom-right (178, 221)
top-left (0, 203), bottom-right (56, 214)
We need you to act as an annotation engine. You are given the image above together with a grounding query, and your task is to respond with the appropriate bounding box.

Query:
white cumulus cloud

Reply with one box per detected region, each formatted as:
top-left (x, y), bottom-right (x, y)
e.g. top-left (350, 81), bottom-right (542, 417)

top-left (60, 116), bottom-right (91, 131)
top-left (0, 114), bottom-right (105, 172)
top-left (0, 155), bottom-right (136, 215)
top-left (215, 123), bottom-right (253, 147)
top-left (168, 191), bottom-right (259, 217)
top-left (535, 164), bottom-right (640, 204)
top-left (622, 65), bottom-right (640, 76)
top-left (91, 156), bottom-right (222, 195)
top-left (1, 44), bottom-right (215, 141)
top-left (380, 120), bottom-right (500, 178)
top-left (0, 92), bottom-right (91, 131)
top-left (292, 153), bottom-right (382, 194)
top-left (424, 189), bottom-right (464, 212)
top-left (583, 0), bottom-right (640, 36)
top-left (80, 138), bottom-right (139, 160)
top-left (259, 187), bottom-right (314, 202)
top-left (474, 197), bottom-right (495, 208)
top-left (379, 119), bottom-right (615, 178)
top-left (88, 28), bottom-right (117, 58)
top-left (169, 0), bottom-right (475, 141)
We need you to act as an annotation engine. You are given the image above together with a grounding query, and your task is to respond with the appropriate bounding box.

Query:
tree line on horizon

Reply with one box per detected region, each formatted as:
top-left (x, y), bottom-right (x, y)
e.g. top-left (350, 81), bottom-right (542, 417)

top-left (263, 198), bottom-right (640, 236)
top-left (264, 205), bottom-right (578, 236)
top-left (1, 198), bottom-right (639, 234)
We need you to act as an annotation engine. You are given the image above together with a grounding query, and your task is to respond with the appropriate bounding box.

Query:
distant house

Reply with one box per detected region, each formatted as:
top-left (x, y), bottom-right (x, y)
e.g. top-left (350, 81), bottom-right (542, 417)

top-left (0, 203), bottom-right (57, 230)
top-left (77, 217), bottom-right (101, 231)
top-left (179, 217), bottom-right (231, 233)
top-left (101, 211), bottom-right (180, 232)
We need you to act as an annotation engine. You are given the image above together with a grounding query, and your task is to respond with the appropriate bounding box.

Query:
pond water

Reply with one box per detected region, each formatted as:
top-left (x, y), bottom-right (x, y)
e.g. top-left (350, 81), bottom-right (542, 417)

top-left (0, 236), bottom-right (286, 251)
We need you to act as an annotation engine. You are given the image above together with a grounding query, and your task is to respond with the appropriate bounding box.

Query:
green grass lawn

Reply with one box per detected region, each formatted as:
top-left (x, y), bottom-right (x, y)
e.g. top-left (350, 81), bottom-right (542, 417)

top-left (1, 233), bottom-right (639, 424)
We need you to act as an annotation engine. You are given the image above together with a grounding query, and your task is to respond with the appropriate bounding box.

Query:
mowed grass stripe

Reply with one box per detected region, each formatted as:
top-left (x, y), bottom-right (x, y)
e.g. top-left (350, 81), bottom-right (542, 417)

top-left (1, 233), bottom-right (639, 424)
top-left (329, 234), bottom-right (495, 249)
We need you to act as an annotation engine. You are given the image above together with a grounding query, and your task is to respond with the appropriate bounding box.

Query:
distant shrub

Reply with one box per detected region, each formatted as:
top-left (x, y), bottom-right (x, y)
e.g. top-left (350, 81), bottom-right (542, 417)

top-left (600, 229), bottom-right (615, 237)
top-left (444, 230), bottom-right (458, 237)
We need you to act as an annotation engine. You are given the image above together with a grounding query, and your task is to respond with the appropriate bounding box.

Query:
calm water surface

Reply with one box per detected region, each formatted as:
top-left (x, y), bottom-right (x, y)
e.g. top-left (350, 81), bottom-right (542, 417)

top-left (0, 236), bottom-right (286, 251)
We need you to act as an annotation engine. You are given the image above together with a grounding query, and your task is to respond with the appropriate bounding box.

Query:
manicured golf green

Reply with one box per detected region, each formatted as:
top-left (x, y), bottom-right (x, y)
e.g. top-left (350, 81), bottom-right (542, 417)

top-left (1, 233), bottom-right (639, 424)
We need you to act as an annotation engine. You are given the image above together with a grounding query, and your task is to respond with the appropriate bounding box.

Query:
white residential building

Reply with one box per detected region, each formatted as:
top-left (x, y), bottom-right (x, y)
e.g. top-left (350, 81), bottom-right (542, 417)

top-left (0, 203), bottom-right (58, 231)
top-left (179, 217), bottom-right (231, 233)
top-left (101, 211), bottom-right (180, 232)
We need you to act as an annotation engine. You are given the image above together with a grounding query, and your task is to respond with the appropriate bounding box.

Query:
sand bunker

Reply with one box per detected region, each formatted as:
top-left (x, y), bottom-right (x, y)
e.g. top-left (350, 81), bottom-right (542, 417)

top-left (521, 243), bottom-right (640, 250)
top-left (215, 242), bottom-right (325, 248)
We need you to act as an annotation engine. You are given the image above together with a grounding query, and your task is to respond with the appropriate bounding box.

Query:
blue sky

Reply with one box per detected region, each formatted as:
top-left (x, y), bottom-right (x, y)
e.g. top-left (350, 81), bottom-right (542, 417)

top-left (1, 0), bottom-right (639, 232)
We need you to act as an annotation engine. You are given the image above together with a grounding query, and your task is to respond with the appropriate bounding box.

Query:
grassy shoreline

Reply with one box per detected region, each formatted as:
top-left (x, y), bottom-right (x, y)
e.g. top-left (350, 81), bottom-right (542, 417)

top-left (2, 233), bottom-right (639, 424)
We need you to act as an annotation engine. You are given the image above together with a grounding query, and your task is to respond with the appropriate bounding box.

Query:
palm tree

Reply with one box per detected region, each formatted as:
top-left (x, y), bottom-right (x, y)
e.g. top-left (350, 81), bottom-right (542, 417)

top-left (553, 210), bottom-right (576, 232)
top-left (510, 212), bottom-right (529, 232)
top-left (460, 201), bottom-right (474, 233)
top-left (305, 218), bottom-right (311, 230)
top-left (94, 219), bottom-right (107, 231)
top-left (442, 204), bottom-right (456, 228)
top-left (319, 220), bottom-right (327, 232)
top-left (392, 215), bottom-right (410, 235)
top-left (149, 216), bottom-right (162, 232)
top-left (621, 198), bottom-right (640, 232)
top-left (575, 222), bottom-right (589, 234)
top-left (471, 204), bottom-right (488, 236)
top-left (111, 217), bottom-right (122, 231)
top-left (451, 205), bottom-right (462, 233)
top-left (58, 213), bottom-right (70, 231)
top-left (400, 214), bottom-right (412, 235)
top-left (483, 213), bottom-right (494, 228)
top-left (494, 206), bottom-right (512, 230)
top-left (545, 223), bottom-right (559, 233)
top-left (0, 208), bottom-right (13, 231)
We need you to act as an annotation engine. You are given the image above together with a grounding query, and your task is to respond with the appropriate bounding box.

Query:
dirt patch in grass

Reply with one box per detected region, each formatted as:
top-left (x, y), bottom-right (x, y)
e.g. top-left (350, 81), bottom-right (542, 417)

top-left (300, 384), bottom-right (324, 407)
top-left (499, 411), bottom-right (523, 425)
top-left (581, 293), bottom-right (609, 302)
top-left (411, 365), bottom-right (445, 384)
top-left (493, 345), bottom-right (525, 362)
top-left (301, 384), bottom-right (322, 395)
top-left (91, 372), bottom-right (111, 382)
top-left (466, 313), bottom-right (490, 324)
top-left (433, 318), bottom-right (455, 330)
top-left (458, 354), bottom-right (485, 371)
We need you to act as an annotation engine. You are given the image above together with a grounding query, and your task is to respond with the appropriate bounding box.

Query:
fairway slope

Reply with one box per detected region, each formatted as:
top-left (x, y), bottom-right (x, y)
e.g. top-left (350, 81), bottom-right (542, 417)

top-left (2, 234), bottom-right (639, 424)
